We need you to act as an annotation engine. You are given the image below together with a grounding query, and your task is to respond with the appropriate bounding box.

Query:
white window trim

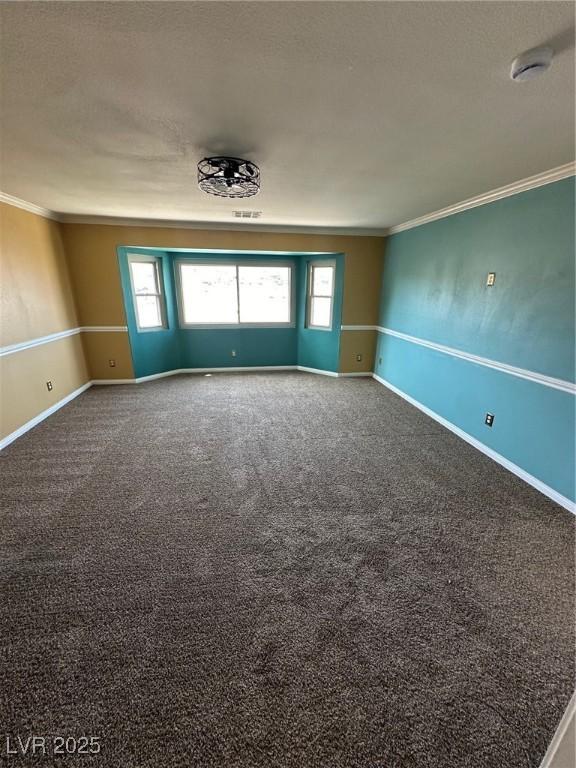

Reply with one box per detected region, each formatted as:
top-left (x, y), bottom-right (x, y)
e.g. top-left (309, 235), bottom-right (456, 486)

top-left (175, 260), bottom-right (296, 329)
top-left (127, 254), bottom-right (167, 332)
top-left (306, 260), bottom-right (336, 331)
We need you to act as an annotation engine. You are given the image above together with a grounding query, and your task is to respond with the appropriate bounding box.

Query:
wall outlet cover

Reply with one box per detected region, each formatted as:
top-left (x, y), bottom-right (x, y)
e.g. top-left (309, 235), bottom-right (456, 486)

top-left (486, 272), bottom-right (496, 286)
top-left (485, 412), bottom-right (495, 427)
top-left (46, 381), bottom-right (53, 391)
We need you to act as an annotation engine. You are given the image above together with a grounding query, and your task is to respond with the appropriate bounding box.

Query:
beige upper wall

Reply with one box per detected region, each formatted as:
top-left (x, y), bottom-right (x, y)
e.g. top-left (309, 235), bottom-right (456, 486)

top-left (1, 203), bottom-right (80, 345)
top-left (342, 239), bottom-right (384, 326)
top-left (0, 203), bottom-right (90, 440)
top-left (61, 224), bottom-right (385, 327)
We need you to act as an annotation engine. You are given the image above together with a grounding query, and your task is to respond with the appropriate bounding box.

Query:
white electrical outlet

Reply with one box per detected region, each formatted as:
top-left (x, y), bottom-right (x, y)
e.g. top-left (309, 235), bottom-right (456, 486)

top-left (108, 359), bottom-right (116, 368)
top-left (231, 350), bottom-right (237, 357)
top-left (486, 272), bottom-right (496, 286)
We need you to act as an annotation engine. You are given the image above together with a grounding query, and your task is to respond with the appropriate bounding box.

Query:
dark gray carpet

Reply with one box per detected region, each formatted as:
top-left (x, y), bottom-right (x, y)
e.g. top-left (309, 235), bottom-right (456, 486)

top-left (1, 373), bottom-right (574, 767)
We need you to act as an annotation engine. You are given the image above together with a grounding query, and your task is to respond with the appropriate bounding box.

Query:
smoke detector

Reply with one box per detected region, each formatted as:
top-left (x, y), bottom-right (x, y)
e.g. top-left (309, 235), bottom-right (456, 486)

top-left (510, 46), bottom-right (553, 82)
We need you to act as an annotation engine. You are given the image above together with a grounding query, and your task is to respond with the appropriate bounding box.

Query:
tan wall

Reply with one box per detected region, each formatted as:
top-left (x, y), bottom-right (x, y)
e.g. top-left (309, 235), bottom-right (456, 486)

top-left (1, 204), bottom-right (80, 345)
top-left (339, 330), bottom-right (378, 374)
top-left (0, 336), bottom-right (89, 437)
top-left (341, 238), bottom-right (383, 326)
top-left (0, 203), bottom-right (90, 441)
top-left (61, 223), bottom-right (385, 376)
top-left (81, 332), bottom-right (134, 380)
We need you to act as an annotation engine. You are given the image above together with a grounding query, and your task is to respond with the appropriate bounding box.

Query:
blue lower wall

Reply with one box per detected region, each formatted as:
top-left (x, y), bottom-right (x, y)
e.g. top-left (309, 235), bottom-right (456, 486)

top-left (375, 177), bottom-right (575, 504)
top-left (179, 327), bottom-right (298, 369)
top-left (297, 253), bottom-right (344, 372)
top-left (375, 333), bottom-right (575, 501)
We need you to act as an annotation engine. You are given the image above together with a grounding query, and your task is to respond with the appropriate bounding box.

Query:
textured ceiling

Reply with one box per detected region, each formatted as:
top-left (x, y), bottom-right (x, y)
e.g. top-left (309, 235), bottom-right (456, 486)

top-left (0, 1), bottom-right (574, 230)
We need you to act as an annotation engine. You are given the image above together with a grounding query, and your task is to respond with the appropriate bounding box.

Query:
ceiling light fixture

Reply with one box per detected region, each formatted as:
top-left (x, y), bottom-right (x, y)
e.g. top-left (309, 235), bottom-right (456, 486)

top-left (197, 156), bottom-right (260, 198)
top-left (510, 46), bottom-right (554, 82)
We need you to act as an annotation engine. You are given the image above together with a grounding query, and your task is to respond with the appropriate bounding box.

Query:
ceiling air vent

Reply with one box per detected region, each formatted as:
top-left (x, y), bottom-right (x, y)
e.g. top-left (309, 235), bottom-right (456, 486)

top-left (233, 210), bottom-right (262, 219)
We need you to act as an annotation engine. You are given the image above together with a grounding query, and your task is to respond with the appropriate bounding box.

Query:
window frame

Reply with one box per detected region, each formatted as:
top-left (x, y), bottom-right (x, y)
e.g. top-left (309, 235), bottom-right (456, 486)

top-left (127, 254), bottom-right (167, 332)
top-left (306, 260), bottom-right (336, 331)
top-left (174, 259), bottom-right (296, 329)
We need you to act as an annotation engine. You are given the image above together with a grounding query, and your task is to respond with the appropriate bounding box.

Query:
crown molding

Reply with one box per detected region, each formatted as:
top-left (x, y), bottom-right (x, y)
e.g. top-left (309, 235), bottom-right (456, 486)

top-left (0, 191), bottom-right (60, 220)
top-left (56, 213), bottom-right (387, 237)
top-left (0, 189), bottom-right (386, 235)
top-left (389, 162), bottom-right (576, 234)
top-left (2, 161), bottom-right (574, 235)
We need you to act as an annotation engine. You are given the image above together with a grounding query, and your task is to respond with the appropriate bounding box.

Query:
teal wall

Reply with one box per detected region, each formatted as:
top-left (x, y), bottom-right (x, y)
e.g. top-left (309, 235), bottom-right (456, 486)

top-left (297, 253), bottom-right (344, 372)
top-left (178, 327), bottom-right (298, 370)
top-left (119, 250), bottom-right (181, 379)
top-left (375, 177), bottom-right (575, 502)
top-left (118, 248), bottom-right (343, 378)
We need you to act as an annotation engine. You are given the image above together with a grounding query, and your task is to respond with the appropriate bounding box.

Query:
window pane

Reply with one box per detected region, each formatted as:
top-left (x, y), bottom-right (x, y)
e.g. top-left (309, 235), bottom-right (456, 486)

top-left (312, 266), bottom-right (334, 297)
top-left (180, 264), bottom-right (238, 324)
top-left (310, 296), bottom-right (332, 328)
top-left (131, 262), bottom-right (158, 295)
top-left (238, 266), bottom-right (291, 323)
top-left (136, 295), bottom-right (162, 328)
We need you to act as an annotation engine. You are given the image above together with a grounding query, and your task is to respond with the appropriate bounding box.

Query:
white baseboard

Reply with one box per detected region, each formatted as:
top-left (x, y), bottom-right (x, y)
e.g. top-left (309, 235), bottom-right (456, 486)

top-left (181, 365), bottom-right (297, 376)
top-left (135, 370), bottom-right (184, 383)
top-left (539, 691), bottom-right (576, 768)
top-left (299, 367), bottom-right (372, 378)
top-left (94, 366), bottom-right (348, 382)
top-left (373, 374), bottom-right (575, 514)
top-left (0, 381), bottom-right (92, 450)
top-left (93, 366), bottom-right (299, 385)
top-left (296, 365), bottom-right (339, 377)
top-left (92, 378), bottom-right (137, 385)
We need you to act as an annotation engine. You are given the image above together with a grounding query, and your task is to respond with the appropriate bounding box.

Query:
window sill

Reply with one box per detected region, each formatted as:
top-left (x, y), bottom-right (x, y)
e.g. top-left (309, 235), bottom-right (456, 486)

top-left (180, 323), bottom-right (296, 330)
